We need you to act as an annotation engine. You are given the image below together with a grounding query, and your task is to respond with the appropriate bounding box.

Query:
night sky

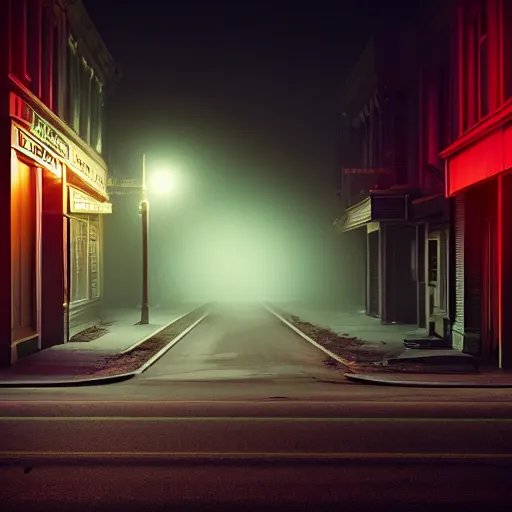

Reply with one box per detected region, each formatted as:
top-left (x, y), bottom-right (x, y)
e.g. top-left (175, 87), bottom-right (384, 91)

top-left (83, 0), bottom-right (411, 304)
top-left (83, 1), bottom-right (412, 196)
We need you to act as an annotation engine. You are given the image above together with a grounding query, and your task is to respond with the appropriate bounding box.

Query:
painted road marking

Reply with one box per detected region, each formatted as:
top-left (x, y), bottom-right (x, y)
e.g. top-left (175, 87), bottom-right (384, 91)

top-left (0, 451), bottom-right (511, 461)
top-left (1, 416), bottom-right (512, 422)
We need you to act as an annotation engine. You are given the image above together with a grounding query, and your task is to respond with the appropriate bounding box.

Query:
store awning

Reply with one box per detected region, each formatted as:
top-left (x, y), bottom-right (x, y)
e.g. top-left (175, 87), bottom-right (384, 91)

top-left (336, 189), bottom-right (415, 232)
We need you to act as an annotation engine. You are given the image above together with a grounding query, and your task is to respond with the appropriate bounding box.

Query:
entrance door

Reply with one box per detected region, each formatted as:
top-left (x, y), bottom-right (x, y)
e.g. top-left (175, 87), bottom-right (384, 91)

top-left (367, 230), bottom-right (380, 317)
top-left (11, 159), bottom-right (38, 342)
top-left (482, 217), bottom-right (499, 360)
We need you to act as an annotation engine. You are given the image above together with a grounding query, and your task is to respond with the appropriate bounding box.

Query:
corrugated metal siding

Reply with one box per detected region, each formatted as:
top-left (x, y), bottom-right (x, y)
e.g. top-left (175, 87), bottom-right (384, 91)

top-left (453, 194), bottom-right (465, 347)
top-left (343, 197), bottom-right (372, 231)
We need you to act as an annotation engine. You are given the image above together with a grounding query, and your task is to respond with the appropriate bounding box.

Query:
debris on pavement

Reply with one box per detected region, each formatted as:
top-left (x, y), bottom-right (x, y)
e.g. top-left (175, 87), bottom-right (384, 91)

top-left (74, 306), bottom-right (209, 377)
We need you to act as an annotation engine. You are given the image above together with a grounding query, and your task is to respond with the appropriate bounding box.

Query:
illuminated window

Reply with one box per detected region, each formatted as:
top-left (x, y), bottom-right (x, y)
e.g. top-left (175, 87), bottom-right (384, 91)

top-left (88, 217), bottom-right (100, 299)
top-left (70, 217), bottom-right (88, 302)
top-left (70, 216), bottom-right (101, 303)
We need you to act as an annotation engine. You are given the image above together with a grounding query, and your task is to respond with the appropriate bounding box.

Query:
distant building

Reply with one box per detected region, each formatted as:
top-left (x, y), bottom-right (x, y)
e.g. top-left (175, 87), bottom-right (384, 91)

top-left (334, 3), bottom-right (454, 338)
top-left (1, 0), bottom-right (119, 367)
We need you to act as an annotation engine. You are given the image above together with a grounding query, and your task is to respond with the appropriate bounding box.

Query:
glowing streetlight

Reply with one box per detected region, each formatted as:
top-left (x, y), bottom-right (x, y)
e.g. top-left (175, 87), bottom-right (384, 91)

top-left (148, 169), bottom-right (175, 196)
top-left (139, 156), bottom-right (176, 324)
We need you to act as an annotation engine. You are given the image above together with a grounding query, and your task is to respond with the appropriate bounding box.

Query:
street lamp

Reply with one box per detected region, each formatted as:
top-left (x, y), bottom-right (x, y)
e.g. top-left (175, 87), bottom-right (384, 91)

top-left (140, 153), bottom-right (150, 324)
top-left (139, 155), bottom-right (177, 324)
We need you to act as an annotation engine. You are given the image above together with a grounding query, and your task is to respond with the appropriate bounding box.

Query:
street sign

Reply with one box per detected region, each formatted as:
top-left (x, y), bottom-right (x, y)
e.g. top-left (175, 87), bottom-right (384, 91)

top-left (107, 177), bottom-right (142, 196)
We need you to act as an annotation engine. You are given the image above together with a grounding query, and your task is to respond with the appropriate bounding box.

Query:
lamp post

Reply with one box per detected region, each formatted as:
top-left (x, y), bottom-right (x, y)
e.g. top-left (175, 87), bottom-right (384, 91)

top-left (140, 153), bottom-right (150, 324)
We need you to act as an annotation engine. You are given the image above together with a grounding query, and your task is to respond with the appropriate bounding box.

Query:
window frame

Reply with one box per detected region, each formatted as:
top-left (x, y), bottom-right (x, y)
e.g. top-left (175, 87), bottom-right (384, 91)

top-left (69, 214), bottom-right (101, 304)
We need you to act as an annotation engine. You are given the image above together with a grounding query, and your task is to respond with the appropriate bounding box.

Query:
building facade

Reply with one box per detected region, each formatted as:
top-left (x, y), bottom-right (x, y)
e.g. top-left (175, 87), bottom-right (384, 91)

top-left (336, 0), bottom-right (512, 368)
top-left (1, 0), bottom-right (118, 367)
top-left (441, 0), bottom-right (512, 368)
top-left (335, 3), bottom-right (456, 341)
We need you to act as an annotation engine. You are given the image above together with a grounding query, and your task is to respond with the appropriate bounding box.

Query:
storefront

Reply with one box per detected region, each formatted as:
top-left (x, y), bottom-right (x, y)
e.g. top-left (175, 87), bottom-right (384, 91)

top-left (411, 194), bottom-right (451, 341)
top-left (442, 102), bottom-right (512, 368)
top-left (337, 188), bottom-right (419, 324)
top-left (9, 93), bottom-right (111, 362)
top-left (68, 186), bottom-right (111, 337)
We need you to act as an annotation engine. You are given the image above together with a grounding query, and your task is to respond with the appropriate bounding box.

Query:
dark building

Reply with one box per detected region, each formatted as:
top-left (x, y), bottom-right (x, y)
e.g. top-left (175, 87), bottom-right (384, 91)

top-left (336, 0), bottom-right (512, 369)
top-left (441, 0), bottom-right (512, 368)
top-left (334, 3), bottom-right (455, 339)
top-left (1, 0), bottom-right (119, 367)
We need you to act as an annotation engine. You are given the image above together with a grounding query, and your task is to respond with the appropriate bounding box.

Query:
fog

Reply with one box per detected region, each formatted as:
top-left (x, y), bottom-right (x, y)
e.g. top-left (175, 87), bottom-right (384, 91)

top-left (103, 145), bottom-right (364, 309)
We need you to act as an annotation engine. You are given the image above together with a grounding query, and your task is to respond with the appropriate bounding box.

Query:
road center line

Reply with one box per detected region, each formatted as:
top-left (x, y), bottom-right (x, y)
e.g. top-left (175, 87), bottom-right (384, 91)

top-left (1, 416), bottom-right (511, 422)
top-left (0, 451), bottom-right (511, 460)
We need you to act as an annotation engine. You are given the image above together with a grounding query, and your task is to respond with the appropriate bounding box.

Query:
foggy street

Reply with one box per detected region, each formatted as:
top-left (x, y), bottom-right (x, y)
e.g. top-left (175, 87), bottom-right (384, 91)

top-left (4, 0), bottom-right (512, 508)
top-left (138, 303), bottom-right (341, 383)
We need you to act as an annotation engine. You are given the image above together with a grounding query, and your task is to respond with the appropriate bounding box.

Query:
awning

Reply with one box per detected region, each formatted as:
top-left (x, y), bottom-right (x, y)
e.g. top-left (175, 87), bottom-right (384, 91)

top-left (337, 189), bottom-right (414, 232)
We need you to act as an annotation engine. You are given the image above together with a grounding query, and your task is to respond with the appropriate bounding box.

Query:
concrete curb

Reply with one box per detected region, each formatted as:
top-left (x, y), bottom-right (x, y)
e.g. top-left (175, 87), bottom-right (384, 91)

top-left (263, 303), bottom-right (355, 371)
top-left (0, 307), bottom-right (210, 388)
top-left (134, 312), bottom-right (209, 374)
top-left (344, 372), bottom-right (512, 388)
top-left (120, 307), bottom-right (202, 354)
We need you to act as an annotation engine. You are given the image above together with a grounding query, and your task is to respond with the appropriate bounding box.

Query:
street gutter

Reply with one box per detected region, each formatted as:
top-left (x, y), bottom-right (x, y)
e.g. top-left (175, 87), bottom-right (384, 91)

top-left (263, 303), bottom-right (355, 372)
top-left (344, 373), bottom-right (512, 388)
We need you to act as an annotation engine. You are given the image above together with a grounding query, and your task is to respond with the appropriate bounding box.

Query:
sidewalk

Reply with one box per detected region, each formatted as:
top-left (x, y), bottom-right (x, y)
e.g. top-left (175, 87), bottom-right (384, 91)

top-left (0, 303), bottom-right (199, 386)
top-left (273, 301), bottom-right (425, 360)
top-left (272, 302), bottom-right (489, 383)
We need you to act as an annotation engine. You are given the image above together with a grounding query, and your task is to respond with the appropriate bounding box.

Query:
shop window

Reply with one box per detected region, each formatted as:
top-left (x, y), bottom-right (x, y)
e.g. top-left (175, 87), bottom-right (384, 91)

top-left (26, 0), bottom-right (41, 96)
top-left (65, 36), bottom-right (105, 154)
top-left (67, 37), bottom-right (80, 133)
top-left (10, 0), bottom-right (27, 80)
top-left (79, 57), bottom-right (92, 142)
top-left (394, 90), bottom-right (408, 184)
top-left (462, 1), bottom-right (490, 130)
top-left (70, 217), bottom-right (89, 303)
top-left (70, 215), bottom-right (101, 303)
top-left (41, 2), bottom-right (54, 108)
top-left (89, 217), bottom-right (100, 299)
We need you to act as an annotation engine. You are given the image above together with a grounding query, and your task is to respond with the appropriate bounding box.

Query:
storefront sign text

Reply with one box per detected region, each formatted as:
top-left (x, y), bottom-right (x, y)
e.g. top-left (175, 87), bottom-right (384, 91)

top-left (69, 187), bottom-right (112, 214)
top-left (31, 113), bottom-right (70, 160)
top-left (12, 125), bottom-right (63, 178)
top-left (71, 147), bottom-right (107, 195)
top-left (10, 95), bottom-right (108, 197)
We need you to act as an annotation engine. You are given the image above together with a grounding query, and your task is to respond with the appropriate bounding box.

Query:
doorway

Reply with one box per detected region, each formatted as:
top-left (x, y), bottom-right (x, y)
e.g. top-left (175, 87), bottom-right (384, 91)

top-left (11, 158), bottom-right (38, 343)
top-left (482, 216), bottom-right (499, 361)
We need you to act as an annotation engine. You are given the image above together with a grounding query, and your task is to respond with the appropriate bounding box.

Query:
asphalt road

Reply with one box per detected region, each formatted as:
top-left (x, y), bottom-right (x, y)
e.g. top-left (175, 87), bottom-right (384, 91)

top-left (2, 303), bottom-right (512, 510)
top-left (138, 302), bottom-right (341, 382)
